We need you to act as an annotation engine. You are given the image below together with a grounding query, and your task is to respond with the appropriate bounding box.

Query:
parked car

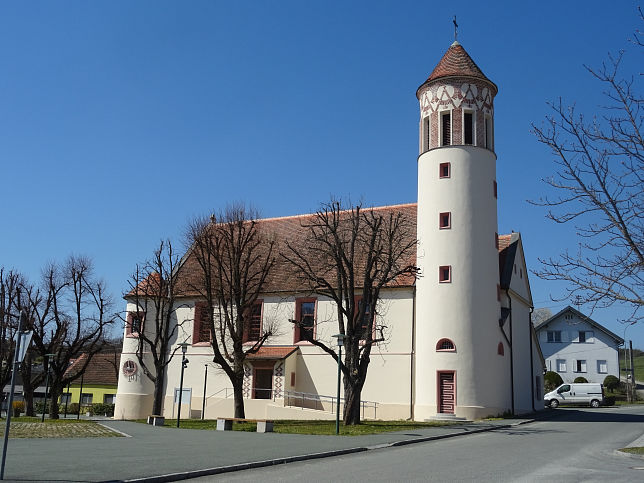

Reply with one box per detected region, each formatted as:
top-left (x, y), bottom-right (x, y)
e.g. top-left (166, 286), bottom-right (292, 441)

top-left (544, 383), bottom-right (604, 408)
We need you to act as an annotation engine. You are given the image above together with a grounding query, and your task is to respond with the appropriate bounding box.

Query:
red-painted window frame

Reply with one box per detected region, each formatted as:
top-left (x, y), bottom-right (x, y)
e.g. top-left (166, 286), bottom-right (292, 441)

top-left (439, 212), bottom-right (451, 230)
top-left (439, 265), bottom-right (451, 283)
top-left (126, 311), bottom-right (145, 338)
top-left (243, 300), bottom-right (263, 343)
top-left (193, 302), bottom-right (211, 346)
top-left (294, 298), bottom-right (316, 343)
top-left (439, 162), bottom-right (451, 179)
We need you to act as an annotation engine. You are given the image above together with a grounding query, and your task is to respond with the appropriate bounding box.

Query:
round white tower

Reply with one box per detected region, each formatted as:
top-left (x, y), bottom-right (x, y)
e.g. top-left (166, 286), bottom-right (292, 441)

top-left (414, 41), bottom-right (508, 420)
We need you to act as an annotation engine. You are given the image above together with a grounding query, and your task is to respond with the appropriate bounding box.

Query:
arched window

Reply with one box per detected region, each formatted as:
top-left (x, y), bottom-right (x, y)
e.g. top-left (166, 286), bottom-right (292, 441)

top-left (497, 342), bottom-right (504, 356)
top-left (436, 338), bottom-right (456, 352)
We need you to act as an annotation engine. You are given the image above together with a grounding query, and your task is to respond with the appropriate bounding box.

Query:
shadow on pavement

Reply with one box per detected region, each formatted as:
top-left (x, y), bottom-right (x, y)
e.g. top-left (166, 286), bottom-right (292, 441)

top-left (540, 407), bottom-right (644, 423)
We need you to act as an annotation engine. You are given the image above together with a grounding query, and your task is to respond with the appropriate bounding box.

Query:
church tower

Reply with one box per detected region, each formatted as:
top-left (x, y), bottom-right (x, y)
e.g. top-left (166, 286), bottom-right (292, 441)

top-left (414, 41), bottom-right (508, 420)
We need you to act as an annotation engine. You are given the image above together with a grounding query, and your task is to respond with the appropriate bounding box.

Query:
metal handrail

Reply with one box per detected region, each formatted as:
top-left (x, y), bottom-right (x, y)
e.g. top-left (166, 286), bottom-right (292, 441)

top-left (206, 387), bottom-right (234, 400)
top-left (283, 390), bottom-right (378, 419)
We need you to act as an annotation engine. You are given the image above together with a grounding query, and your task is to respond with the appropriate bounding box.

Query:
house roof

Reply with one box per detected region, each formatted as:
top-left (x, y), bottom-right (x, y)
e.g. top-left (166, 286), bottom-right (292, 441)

top-left (498, 233), bottom-right (519, 290)
top-left (64, 353), bottom-right (119, 386)
top-left (418, 41), bottom-right (497, 96)
top-left (246, 346), bottom-right (299, 360)
top-left (174, 203), bottom-right (419, 296)
top-left (534, 305), bottom-right (624, 344)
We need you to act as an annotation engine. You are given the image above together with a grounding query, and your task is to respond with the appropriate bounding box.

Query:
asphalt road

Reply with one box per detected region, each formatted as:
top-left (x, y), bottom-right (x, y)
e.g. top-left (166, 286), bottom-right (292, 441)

top-left (201, 406), bottom-right (644, 483)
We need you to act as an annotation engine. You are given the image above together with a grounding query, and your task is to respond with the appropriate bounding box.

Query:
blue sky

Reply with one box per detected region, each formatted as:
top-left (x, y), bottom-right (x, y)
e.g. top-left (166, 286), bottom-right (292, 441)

top-left (1, 1), bottom-right (641, 347)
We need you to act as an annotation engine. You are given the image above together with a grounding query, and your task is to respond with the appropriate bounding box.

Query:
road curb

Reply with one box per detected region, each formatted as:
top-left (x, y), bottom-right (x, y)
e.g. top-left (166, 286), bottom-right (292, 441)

top-left (116, 421), bottom-right (533, 483)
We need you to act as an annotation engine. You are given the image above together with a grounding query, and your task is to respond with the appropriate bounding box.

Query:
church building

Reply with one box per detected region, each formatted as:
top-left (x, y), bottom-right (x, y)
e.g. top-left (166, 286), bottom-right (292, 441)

top-left (114, 41), bottom-right (545, 421)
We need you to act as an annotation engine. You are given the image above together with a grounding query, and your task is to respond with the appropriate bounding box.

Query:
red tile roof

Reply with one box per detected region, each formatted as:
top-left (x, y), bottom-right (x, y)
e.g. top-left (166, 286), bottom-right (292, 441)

top-left (64, 353), bottom-right (119, 386)
top-left (246, 346), bottom-right (298, 360)
top-left (175, 203), bottom-right (418, 296)
top-left (421, 41), bottom-right (496, 93)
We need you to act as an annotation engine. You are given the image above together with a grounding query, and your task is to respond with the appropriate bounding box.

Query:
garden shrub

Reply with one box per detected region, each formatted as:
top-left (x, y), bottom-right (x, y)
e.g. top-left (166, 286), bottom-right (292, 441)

top-left (90, 403), bottom-right (115, 416)
top-left (603, 395), bottom-right (616, 406)
top-left (544, 371), bottom-right (563, 392)
top-left (12, 401), bottom-right (24, 416)
top-left (68, 402), bottom-right (80, 415)
top-left (573, 376), bottom-right (588, 383)
top-left (603, 375), bottom-right (620, 393)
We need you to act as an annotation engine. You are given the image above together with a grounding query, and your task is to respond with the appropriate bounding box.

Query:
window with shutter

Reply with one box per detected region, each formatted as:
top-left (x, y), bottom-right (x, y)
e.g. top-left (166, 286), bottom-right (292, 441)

top-left (294, 298), bottom-right (316, 343)
top-left (441, 112), bottom-right (451, 146)
top-left (245, 301), bottom-right (263, 342)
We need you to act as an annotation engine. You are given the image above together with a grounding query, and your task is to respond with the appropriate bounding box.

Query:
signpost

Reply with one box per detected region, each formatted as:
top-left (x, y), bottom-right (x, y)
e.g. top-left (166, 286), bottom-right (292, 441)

top-left (1, 310), bottom-right (33, 480)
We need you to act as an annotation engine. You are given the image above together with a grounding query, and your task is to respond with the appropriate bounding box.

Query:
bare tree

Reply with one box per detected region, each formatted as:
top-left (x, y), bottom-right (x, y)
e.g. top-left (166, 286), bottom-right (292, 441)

top-left (24, 256), bottom-right (114, 418)
top-left (531, 22), bottom-right (643, 321)
top-left (0, 268), bottom-right (26, 414)
top-left (185, 204), bottom-right (277, 418)
top-left (283, 200), bottom-right (418, 425)
top-left (127, 240), bottom-right (185, 416)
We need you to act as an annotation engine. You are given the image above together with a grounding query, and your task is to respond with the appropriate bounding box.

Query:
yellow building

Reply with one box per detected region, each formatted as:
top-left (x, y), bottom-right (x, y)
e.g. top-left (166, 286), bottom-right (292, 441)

top-left (62, 353), bottom-right (118, 408)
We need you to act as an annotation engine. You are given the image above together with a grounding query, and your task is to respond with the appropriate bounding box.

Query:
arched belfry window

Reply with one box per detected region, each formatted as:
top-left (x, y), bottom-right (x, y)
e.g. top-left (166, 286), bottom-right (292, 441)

top-left (436, 338), bottom-right (456, 352)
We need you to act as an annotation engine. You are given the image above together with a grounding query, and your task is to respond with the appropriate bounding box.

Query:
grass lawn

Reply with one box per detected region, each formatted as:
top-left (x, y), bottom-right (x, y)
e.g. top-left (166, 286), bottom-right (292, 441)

top-left (619, 350), bottom-right (644, 381)
top-left (139, 418), bottom-right (455, 436)
top-left (619, 447), bottom-right (644, 455)
top-left (0, 417), bottom-right (123, 438)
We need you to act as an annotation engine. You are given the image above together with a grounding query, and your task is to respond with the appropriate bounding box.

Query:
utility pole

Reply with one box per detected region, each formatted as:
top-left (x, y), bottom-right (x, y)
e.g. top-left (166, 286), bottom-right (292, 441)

top-left (629, 340), bottom-right (636, 402)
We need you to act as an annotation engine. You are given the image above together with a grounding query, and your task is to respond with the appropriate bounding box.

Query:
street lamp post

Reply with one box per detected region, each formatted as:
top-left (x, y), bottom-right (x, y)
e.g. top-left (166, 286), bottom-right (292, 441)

top-left (41, 353), bottom-right (56, 423)
top-left (202, 364), bottom-right (208, 420)
top-left (176, 343), bottom-right (190, 428)
top-left (332, 334), bottom-right (345, 435)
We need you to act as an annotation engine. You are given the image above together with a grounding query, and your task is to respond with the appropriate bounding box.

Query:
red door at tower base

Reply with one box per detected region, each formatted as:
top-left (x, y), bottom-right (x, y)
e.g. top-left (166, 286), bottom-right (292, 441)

top-left (438, 372), bottom-right (455, 414)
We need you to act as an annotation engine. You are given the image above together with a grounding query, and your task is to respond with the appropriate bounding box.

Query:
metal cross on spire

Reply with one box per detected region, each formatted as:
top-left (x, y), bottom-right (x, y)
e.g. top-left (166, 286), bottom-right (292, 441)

top-left (453, 16), bottom-right (458, 41)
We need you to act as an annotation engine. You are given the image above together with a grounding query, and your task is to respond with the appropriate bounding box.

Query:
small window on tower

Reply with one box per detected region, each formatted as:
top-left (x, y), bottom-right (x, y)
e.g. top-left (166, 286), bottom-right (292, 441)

top-left (439, 162), bottom-right (451, 179)
top-left (439, 212), bottom-right (451, 229)
top-left (439, 265), bottom-right (451, 283)
top-left (422, 117), bottom-right (430, 152)
top-left (493, 180), bottom-right (498, 198)
top-left (464, 111), bottom-right (474, 145)
top-left (441, 111), bottom-right (451, 146)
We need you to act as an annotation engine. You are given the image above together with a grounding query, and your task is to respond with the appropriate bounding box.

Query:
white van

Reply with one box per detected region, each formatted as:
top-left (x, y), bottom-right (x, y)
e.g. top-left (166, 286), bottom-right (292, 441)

top-left (544, 383), bottom-right (604, 408)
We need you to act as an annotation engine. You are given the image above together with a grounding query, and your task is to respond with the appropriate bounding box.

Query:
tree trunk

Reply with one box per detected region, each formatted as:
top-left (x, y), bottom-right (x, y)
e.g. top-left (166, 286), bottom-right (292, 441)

top-left (343, 378), bottom-right (363, 425)
top-left (152, 369), bottom-right (164, 416)
top-left (21, 356), bottom-right (35, 417)
top-left (48, 382), bottom-right (62, 419)
top-left (232, 376), bottom-right (245, 419)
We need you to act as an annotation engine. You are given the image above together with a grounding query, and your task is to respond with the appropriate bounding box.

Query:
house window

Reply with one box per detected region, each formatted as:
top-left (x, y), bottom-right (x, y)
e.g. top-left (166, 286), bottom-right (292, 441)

top-left (436, 338), bottom-right (455, 351)
top-left (565, 314), bottom-right (573, 320)
top-left (422, 117), bottom-right (430, 152)
top-left (578, 331), bottom-right (586, 343)
top-left (497, 342), bottom-right (504, 356)
top-left (60, 393), bottom-right (71, 405)
top-left (547, 331), bottom-right (561, 343)
top-left (439, 162), bottom-right (451, 179)
top-left (126, 311), bottom-right (145, 337)
top-left (439, 265), bottom-right (451, 283)
top-left (597, 360), bottom-right (607, 374)
top-left (294, 298), bottom-right (316, 342)
top-left (80, 393), bottom-right (93, 405)
top-left (290, 372), bottom-right (296, 387)
top-left (103, 394), bottom-right (116, 404)
top-left (355, 297), bottom-right (373, 340)
top-left (439, 212), bottom-right (451, 229)
top-left (485, 115), bottom-right (493, 149)
top-left (576, 331), bottom-right (593, 343)
top-left (575, 360), bottom-right (587, 373)
top-left (441, 111), bottom-right (451, 146)
top-left (245, 301), bottom-right (263, 342)
top-left (193, 303), bottom-right (211, 344)
top-left (463, 111), bottom-right (474, 145)
top-left (557, 359), bottom-right (567, 372)
top-left (493, 180), bottom-right (498, 199)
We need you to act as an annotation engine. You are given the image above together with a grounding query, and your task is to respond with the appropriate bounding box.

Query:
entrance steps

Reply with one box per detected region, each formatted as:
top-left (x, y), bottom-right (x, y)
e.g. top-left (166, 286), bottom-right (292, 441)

top-left (426, 413), bottom-right (469, 422)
